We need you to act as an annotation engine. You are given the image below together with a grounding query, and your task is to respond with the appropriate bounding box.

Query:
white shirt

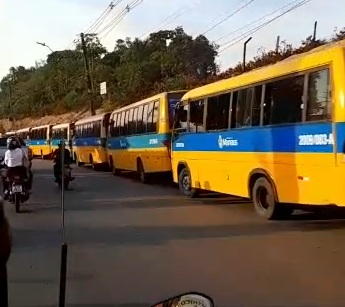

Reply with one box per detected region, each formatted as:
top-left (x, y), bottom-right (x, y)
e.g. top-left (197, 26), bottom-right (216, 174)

top-left (4, 148), bottom-right (24, 167)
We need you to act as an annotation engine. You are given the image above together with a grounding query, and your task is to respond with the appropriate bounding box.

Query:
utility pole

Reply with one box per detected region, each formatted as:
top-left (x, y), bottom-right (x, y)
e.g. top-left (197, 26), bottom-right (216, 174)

top-left (243, 37), bottom-right (252, 72)
top-left (312, 21), bottom-right (317, 42)
top-left (275, 36), bottom-right (280, 53)
top-left (80, 33), bottom-right (95, 116)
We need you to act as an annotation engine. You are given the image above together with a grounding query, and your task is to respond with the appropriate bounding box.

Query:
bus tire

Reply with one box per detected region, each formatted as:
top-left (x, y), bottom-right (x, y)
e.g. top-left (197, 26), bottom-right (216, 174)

top-left (252, 177), bottom-right (291, 220)
top-left (178, 168), bottom-right (197, 198)
top-left (137, 159), bottom-right (148, 184)
top-left (75, 154), bottom-right (82, 167)
top-left (110, 157), bottom-right (120, 176)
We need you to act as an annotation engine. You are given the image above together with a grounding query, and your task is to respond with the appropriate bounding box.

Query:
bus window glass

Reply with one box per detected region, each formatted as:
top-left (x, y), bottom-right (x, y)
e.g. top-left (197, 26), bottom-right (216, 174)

top-left (142, 104), bottom-right (148, 133)
top-left (133, 107), bottom-right (138, 134)
top-left (306, 69), bottom-right (330, 121)
top-left (252, 86), bottom-right (262, 126)
top-left (174, 104), bottom-right (188, 131)
top-left (119, 112), bottom-right (125, 135)
top-left (128, 108), bottom-right (134, 135)
top-left (190, 100), bottom-right (205, 132)
top-left (152, 101), bottom-right (159, 132)
top-left (124, 111), bottom-right (129, 135)
top-left (206, 93), bottom-right (230, 130)
top-left (137, 105), bottom-right (144, 133)
top-left (264, 75), bottom-right (304, 125)
top-left (146, 102), bottom-right (154, 133)
top-left (236, 88), bottom-right (253, 128)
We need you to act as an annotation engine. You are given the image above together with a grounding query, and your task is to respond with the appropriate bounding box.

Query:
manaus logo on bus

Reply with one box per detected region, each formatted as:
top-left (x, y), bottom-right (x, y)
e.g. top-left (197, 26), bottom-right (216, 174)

top-left (218, 135), bottom-right (238, 149)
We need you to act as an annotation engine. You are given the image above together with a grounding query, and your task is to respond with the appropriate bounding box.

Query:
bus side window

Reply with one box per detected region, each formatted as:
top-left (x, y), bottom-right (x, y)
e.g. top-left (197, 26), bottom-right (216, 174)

top-left (236, 88), bottom-right (253, 128)
top-left (173, 104), bottom-right (188, 131)
top-left (146, 101), bottom-right (155, 133)
top-left (190, 99), bottom-right (205, 132)
top-left (124, 110), bottom-right (129, 135)
top-left (230, 92), bottom-right (238, 129)
top-left (152, 101), bottom-right (159, 133)
top-left (119, 112), bottom-right (125, 136)
top-left (142, 104), bottom-right (149, 133)
top-left (306, 69), bottom-right (330, 121)
top-left (128, 108), bottom-right (134, 135)
top-left (265, 75), bottom-right (304, 125)
top-left (137, 106), bottom-right (144, 134)
top-left (133, 108), bottom-right (138, 135)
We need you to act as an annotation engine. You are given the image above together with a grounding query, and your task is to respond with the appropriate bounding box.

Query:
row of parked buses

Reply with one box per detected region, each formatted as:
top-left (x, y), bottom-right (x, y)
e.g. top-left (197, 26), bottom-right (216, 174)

top-left (10, 90), bottom-right (186, 178)
top-left (7, 40), bottom-right (345, 220)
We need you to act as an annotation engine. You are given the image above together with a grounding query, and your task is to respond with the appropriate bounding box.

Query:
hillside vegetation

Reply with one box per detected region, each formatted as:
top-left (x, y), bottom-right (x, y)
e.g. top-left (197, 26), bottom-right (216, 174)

top-left (1, 26), bottom-right (345, 129)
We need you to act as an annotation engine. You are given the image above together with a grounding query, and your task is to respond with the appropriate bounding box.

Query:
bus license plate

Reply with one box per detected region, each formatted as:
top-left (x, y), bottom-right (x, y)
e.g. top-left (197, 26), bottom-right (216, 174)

top-left (13, 185), bottom-right (22, 193)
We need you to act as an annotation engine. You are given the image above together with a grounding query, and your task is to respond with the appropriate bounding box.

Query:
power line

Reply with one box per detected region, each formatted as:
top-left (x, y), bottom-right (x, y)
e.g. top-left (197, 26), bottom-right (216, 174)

top-left (97, 0), bottom-right (144, 40)
top-left (85, 1), bottom-right (119, 34)
top-left (218, 0), bottom-right (312, 53)
top-left (66, 1), bottom-right (119, 50)
top-left (201, 0), bottom-right (256, 36)
top-left (203, 0), bottom-right (247, 29)
top-left (140, 5), bottom-right (188, 39)
top-left (84, 2), bottom-right (115, 34)
top-left (215, 0), bottom-right (302, 43)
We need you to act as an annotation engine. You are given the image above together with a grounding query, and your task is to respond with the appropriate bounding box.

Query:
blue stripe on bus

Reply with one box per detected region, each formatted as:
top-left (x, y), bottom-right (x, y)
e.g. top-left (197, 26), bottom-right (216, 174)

top-left (73, 137), bottom-right (103, 147)
top-left (171, 122), bottom-right (345, 153)
top-left (51, 139), bottom-right (70, 146)
top-left (107, 133), bottom-right (170, 150)
top-left (27, 140), bottom-right (49, 146)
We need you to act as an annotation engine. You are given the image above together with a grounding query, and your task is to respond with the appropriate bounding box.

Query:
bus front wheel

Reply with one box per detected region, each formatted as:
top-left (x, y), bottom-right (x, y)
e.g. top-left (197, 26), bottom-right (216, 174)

top-left (252, 177), bottom-right (292, 220)
top-left (137, 159), bottom-right (149, 184)
top-left (178, 168), bottom-right (198, 198)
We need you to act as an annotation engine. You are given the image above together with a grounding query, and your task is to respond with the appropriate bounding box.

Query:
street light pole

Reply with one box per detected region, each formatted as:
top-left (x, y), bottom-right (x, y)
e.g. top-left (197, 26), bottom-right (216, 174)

top-left (36, 42), bottom-right (54, 53)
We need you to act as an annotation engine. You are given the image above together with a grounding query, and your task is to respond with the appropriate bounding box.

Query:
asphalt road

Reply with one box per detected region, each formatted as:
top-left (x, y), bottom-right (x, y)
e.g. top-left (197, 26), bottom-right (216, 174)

top-left (4, 160), bottom-right (345, 307)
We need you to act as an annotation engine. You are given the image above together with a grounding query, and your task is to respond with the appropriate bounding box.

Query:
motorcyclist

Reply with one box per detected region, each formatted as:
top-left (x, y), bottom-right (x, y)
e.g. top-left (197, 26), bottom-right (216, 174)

top-left (2, 137), bottom-right (30, 199)
top-left (53, 140), bottom-right (74, 182)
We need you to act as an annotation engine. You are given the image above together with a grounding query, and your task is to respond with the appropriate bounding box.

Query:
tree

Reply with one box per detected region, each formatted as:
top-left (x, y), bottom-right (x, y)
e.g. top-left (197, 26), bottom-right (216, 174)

top-left (1, 25), bottom-right (345, 120)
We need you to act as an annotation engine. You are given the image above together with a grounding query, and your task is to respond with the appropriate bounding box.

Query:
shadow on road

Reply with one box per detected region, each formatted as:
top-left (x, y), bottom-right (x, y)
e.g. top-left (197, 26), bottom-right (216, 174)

top-left (11, 216), bottom-right (345, 252)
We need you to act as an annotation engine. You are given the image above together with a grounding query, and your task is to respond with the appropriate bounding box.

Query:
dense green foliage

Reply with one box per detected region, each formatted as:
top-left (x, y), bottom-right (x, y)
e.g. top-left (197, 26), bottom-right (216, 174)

top-left (1, 26), bottom-right (345, 119)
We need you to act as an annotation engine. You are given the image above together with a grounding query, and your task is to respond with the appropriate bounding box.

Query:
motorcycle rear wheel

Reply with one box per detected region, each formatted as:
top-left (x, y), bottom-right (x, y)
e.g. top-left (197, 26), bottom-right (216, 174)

top-left (14, 194), bottom-right (21, 213)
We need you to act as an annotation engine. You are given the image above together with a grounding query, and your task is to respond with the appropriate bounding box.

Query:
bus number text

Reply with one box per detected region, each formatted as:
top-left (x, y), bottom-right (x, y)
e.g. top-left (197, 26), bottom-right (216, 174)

top-left (298, 133), bottom-right (333, 146)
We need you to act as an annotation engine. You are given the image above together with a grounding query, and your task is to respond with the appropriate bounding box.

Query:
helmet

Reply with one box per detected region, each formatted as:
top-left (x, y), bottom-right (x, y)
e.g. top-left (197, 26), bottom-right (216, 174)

top-left (7, 136), bottom-right (20, 150)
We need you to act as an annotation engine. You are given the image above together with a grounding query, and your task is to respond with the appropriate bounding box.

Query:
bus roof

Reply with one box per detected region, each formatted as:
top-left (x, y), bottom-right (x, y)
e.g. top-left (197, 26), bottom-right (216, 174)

top-left (182, 39), bottom-right (345, 101)
top-left (75, 113), bottom-right (110, 125)
top-left (52, 122), bottom-right (72, 129)
top-left (111, 90), bottom-right (187, 114)
top-left (31, 124), bottom-right (52, 130)
top-left (16, 127), bottom-right (31, 133)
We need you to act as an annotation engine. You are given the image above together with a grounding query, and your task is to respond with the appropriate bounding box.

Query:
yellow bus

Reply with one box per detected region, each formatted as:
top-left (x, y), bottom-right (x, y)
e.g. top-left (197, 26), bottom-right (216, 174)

top-left (107, 91), bottom-right (187, 183)
top-left (29, 125), bottom-right (52, 158)
top-left (73, 113), bottom-right (110, 170)
top-left (171, 40), bottom-right (345, 220)
top-left (16, 127), bottom-right (31, 143)
top-left (51, 122), bottom-right (75, 152)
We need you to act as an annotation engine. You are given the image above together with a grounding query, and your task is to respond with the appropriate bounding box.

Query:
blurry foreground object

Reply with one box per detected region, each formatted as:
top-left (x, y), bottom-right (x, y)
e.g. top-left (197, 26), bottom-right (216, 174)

top-left (0, 196), bottom-right (11, 307)
top-left (151, 292), bottom-right (214, 307)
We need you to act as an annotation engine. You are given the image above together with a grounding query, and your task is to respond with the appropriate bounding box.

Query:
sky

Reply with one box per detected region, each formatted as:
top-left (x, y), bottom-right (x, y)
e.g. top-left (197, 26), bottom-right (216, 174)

top-left (0, 0), bottom-right (344, 80)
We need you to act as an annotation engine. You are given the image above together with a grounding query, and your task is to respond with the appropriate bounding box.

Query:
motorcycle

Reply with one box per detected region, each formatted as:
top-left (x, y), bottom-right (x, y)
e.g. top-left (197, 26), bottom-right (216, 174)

top-left (7, 173), bottom-right (29, 213)
top-left (56, 164), bottom-right (74, 190)
top-left (0, 158), bottom-right (29, 213)
top-left (151, 292), bottom-right (214, 307)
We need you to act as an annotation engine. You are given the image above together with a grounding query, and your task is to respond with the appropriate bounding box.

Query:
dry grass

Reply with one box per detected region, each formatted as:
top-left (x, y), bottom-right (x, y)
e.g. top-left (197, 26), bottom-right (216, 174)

top-left (0, 108), bottom-right (103, 132)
